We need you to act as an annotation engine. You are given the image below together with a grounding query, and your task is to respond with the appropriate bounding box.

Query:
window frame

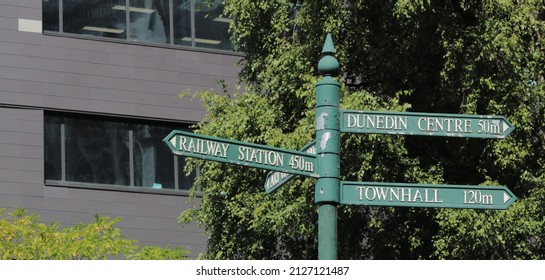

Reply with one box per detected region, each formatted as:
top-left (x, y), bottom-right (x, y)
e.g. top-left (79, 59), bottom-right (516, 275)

top-left (44, 112), bottom-right (202, 196)
top-left (42, 0), bottom-right (238, 54)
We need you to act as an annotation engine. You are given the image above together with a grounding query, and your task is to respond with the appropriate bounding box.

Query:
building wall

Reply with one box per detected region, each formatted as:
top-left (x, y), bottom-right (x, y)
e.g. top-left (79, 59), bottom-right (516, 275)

top-left (0, 0), bottom-right (241, 258)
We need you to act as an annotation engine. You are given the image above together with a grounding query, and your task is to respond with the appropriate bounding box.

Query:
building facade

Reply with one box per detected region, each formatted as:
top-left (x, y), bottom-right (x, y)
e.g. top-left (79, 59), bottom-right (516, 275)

top-left (0, 0), bottom-right (241, 258)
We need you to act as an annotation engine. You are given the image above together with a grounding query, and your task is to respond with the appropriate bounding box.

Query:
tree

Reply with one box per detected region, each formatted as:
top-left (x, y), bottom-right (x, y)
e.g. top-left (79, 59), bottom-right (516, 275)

top-left (180, 0), bottom-right (545, 259)
top-left (0, 209), bottom-right (189, 260)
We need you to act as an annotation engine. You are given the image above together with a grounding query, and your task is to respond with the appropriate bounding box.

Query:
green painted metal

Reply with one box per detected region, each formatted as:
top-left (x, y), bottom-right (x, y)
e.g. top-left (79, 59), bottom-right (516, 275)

top-left (163, 130), bottom-right (318, 178)
top-left (340, 181), bottom-right (517, 210)
top-left (163, 33), bottom-right (517, 261)
top-left (315, 33), bottom-right (340, 260)
top-left (318, 204), bottom-right (337, 260)
top-left (321, 33), bottom-right (337, 54)
top-left (341, 110), bottom-right (515, 139)
top-left (263, 141), bottom-right (316, 194)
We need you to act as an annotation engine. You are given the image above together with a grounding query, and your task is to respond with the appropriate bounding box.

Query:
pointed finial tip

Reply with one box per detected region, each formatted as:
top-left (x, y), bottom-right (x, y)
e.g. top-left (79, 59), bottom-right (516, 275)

top-left (318, 33), bottom-right (339, 76)
top-left (321, 33), bottom-right (336, 54)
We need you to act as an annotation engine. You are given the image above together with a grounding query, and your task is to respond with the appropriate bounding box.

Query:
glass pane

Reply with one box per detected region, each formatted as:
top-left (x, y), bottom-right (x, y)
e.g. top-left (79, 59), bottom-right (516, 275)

top-left (129, 0), bottom-right (170, 43)
top-left (177, 155), bottom-right (196, 190)
top-left (132, 124), bottom-right (175, 189)
top-left (173, 0), bottom-right (192, 47)
top-left (43, 0), bottom-right (60, 32)
top-left (44, 114), bottom-right (62, 181)
top-left (194, 2), bottom-right (232, 50)
top-left (63, 0), bottom-right (127, 39)
top-left (65, 117), bottom-right (130, 185)
top-left (132, 124), bottom-right (196, 190)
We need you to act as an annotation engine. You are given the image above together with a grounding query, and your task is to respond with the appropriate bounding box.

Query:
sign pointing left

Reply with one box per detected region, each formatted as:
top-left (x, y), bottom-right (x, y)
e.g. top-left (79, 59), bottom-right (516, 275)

top-left (163, 130), bottom-right (318, 178)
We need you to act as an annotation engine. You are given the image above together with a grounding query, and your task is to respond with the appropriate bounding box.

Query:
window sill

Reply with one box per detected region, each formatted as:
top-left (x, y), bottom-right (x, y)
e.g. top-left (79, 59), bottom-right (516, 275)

top-left (42, 31), bottom-right (244, 57)
top-left (45, 180), bottom-right (203, 197)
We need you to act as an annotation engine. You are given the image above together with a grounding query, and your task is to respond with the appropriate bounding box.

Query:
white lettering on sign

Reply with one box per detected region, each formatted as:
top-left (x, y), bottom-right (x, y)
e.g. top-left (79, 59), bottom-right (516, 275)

top-left (417, 117), bottom-right (472, 134)
top-left (346, 114), bottom-right (408, 131)
top-left (264, 142), bottom-right (317, 191)
top-left (463, 190), bottom-right (493, 205)
top-left (342, 112), bottom-right (512, 138)
top-left (356, 186), bottom-right (444, 204)
top-left (264, 172), bottom-right (290, 190)
top-left (477, 120), bottom-right (503, 135)
top-left (177, 136), bottom-right (229, 158)
top-left (238, 147), bottom-right (285, 167)
top-left (306, 145), bottom-right (317, 155)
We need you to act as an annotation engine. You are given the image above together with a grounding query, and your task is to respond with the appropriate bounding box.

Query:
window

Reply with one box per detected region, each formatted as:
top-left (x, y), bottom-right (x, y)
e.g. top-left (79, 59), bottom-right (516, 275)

top-left (45, 113), bottom-right (198, 192)
top-left (42, 0), bottom-right (234, 52)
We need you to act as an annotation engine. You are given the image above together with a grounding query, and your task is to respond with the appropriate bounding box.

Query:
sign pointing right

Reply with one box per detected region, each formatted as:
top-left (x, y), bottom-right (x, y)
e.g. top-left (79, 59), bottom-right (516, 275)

top-left (504, 192), bottom-right (511, 204)
top-left (341, 110), bottom-right (515, 139)
top-left (340, 181), bottom-right (517, 210)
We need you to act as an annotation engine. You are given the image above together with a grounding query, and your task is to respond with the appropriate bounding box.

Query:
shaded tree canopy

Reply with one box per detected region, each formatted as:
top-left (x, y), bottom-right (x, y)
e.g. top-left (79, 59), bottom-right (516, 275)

top-left (180, 0), bottom-right (545, 259)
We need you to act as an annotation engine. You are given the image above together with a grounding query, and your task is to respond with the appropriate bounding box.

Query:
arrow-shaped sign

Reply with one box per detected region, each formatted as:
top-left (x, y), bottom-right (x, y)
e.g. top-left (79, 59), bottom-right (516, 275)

top-left (163, 130), bottom-right (318, 178)
top-left (340, 181), bottom-right (517, 210)
top-left (341, 110), bottom-right (515, 139)
top-left (264, 141), bottom-right (316, 193)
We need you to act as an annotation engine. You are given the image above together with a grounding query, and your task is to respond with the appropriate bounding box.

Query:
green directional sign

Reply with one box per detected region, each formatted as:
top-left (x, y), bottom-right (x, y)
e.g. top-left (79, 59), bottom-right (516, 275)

top-left (161, 35), bottom-right (518, 260)
top-left (163, 130), bottom-right (318, 178)
top-left (340, 181), bottom-right (517, 210)
top-left (341, 110), bottom-right (515, 139)
top-left (264, 141), bottom-right (316, 193)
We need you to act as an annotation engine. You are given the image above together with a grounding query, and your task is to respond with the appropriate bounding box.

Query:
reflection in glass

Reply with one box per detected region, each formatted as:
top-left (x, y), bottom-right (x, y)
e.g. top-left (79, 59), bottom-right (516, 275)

top-left (133, 124), bottom-right (174, 189)
top-left (43, 0), bottom-right (60, 32)
top-left (64, 118), bottom-right (130, 185)
top-left (44, 115), bottom-right (62, 181)
top-left (173, 0), bottom-right (192, 47)
top-left (43, 0), bottom-right (234, 51)
top-left (63, 0), bottom-right (127, 39)
top-left (132, 124), bottom-right (195, 190)
top-left (129, 0), bottom-right (170, 43)
top-left (194, 1), bottom-right (231, 50)
top-left (178, 155), bottom-right (196, 190)
top-left (44, 114), bottom-right (197, 191)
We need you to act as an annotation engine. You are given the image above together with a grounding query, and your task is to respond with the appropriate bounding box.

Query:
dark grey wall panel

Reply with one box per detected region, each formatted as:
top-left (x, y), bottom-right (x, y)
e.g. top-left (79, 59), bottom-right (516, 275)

top-left (0, 182), bottom-right (44, 197)
top-left (0, 0), bottom-right (237, 258)
top-left (0, 4), bottom-right (40, 20)
top-left (2, 0), bottom-right (40, 8)
top-left (0, 108), bottom-right (43, 189)
top-left (0, 5), bottom-right (241, 123)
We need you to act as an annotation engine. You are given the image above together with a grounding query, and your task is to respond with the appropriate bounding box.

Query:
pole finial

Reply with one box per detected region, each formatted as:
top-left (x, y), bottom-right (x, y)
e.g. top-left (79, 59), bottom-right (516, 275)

top-left (321, 33), bottom-right (336, 54)
top-left (318, 33), bottom-right (339, 76)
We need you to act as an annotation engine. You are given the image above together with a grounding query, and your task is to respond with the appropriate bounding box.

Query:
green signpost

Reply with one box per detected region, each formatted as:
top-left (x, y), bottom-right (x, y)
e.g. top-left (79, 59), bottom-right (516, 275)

top-left (341, 110), bottom-right (515, 138)
top-left (264, 141), bottom-right (316, 193)
top-left (314, 34), bottom-right (341, 260)
top-left (341, 181), bottom-right (516, 210)
top-left (163, 130), bottom-right (318, 178)
top-left (164, 33), bottom-right (517, 260)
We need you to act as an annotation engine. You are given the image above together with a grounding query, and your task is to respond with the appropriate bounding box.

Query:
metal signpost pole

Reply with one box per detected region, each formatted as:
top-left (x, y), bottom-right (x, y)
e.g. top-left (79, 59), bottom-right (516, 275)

top-left (164, 33), bottom-right (517, 261)
top-left (315, 34), bottom-right (341, 260)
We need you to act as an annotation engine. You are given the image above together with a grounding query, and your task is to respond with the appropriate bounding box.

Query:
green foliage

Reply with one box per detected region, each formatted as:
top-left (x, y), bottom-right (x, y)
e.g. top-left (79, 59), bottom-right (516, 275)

top-left (433, 185), bottom-right (545, 259)
top-left (181, 0), bottom-right (545, 259)
top-left (0, 209), bottom-right (189, 260)
top-left (130, 245), bottom-right (191, 260)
